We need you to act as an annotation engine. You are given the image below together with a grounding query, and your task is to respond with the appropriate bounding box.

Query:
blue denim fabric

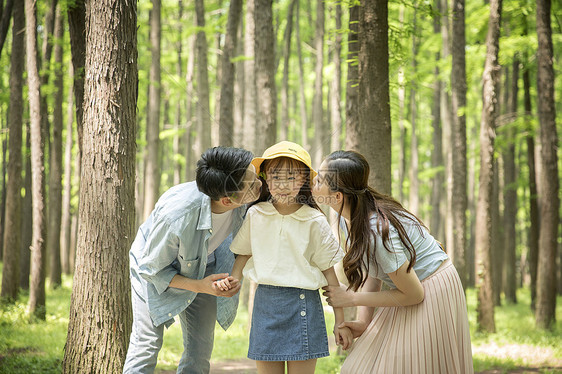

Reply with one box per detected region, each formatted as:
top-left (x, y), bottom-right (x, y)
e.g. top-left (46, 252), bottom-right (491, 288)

top-left (129, 182), bottom-right (245, 328)
top-left (248, 285), bottom-right (329, 361)
top-left (124, 256), bottom-right (218, 374)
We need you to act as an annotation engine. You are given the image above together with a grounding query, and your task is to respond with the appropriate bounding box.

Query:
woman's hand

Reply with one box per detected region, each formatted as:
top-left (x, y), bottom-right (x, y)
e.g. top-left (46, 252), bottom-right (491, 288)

top-left (338, 320), bottom-right (370, 339)
top-left (322, 284), bottom-right (356, 308)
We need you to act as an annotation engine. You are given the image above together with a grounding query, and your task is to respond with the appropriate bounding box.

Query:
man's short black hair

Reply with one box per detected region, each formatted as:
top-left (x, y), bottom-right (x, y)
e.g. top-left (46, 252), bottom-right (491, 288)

top-left (196, 147), bottom-right (253, 200)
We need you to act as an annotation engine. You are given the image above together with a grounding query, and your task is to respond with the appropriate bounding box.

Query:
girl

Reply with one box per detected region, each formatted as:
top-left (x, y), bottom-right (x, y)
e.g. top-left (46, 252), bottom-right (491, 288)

top-left (313, 150), bottom-right (473, 373)
top-left (215, 141), bottom-right (352, 374)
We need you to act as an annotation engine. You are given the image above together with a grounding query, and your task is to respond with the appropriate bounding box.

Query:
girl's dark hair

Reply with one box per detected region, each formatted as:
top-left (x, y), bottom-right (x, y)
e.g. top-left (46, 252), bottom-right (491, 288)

top-left (196, 147), bottom-right (253, 200)
top-left (251, 156), bottom-right (320, 210)
top-left (324, 150), bottom-right (424, 291)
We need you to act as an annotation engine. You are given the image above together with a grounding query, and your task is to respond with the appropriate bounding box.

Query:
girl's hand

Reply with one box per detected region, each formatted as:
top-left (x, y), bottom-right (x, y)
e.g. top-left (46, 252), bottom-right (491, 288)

top-left (334, 326), bottom-right (353, 350)
top-left (322, 284), bottom-right (356, 308)
top-left (338, 320), bottom-right (370, 339)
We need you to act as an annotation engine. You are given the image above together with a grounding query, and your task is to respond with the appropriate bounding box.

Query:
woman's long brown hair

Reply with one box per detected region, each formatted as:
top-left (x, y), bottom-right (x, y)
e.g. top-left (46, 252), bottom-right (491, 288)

top-left (324, 151), bottom-right (425, 291)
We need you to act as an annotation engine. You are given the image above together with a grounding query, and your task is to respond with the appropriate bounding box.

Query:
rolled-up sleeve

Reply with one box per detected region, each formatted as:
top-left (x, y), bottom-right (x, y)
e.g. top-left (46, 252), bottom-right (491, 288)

top-left (137, 218), bottom-right (181, 294)
top-left (309, 218), bottom-right (344, 271)
top-left (374, 227), bottom-right (408, 275)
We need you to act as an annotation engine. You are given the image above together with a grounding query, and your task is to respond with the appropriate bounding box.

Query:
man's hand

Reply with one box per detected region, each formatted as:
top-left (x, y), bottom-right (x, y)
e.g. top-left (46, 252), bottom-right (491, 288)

top-left (199, 273), bottom-right (241, 297)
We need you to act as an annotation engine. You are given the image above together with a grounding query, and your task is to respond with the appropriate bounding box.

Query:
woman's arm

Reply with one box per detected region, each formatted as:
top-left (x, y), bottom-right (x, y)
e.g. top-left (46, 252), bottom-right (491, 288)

top-left (323, 260), bottom-right (424, 309)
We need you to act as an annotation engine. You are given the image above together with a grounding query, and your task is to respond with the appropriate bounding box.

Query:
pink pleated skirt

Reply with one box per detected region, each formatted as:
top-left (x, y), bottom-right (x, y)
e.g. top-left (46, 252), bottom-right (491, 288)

top-left (340, 259), bottom-right (474, 374)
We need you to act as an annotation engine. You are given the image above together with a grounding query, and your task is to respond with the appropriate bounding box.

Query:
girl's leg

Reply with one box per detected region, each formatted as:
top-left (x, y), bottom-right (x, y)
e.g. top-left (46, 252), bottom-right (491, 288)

top-left (256, 361), bottom-right (285, 374)
top-left (287, 359), bottom-right (317, 374)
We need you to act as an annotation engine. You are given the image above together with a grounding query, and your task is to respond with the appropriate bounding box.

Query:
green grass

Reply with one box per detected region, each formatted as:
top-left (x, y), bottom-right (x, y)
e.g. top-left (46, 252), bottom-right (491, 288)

top-left (0, 263), bottom-right (561, 373)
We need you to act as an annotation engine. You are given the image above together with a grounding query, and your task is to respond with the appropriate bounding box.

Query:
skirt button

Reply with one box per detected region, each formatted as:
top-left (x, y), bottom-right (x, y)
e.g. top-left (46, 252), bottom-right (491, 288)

top-left (301, 311), bottom-right (306, 317)
top-left (300, 294), bottom-right (305, 299)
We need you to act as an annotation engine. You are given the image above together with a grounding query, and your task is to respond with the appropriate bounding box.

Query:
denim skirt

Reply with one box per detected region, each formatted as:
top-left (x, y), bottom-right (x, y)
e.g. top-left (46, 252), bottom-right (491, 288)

top-left (248, 284), bottom-right (330, 361)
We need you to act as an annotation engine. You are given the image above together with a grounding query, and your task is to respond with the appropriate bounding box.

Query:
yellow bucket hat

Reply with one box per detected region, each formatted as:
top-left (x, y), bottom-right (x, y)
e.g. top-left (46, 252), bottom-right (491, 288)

top-left (251, 141), bottom-right (317, 181)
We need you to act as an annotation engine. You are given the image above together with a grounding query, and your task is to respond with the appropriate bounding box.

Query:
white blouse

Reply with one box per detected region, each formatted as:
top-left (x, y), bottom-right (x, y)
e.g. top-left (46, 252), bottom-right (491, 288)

top-left (230, 202), bottom-right (344, 290)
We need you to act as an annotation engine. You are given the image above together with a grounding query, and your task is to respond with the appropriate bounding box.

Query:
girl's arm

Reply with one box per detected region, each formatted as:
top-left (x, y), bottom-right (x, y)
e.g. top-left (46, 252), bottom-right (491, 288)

top-left (323, 260), bottom-right (424, 309)
top-left (214, 255), bottom-right (251, 291)
top-left (322, 266), bottom-right (353, 349)
top-left (336, 276), bottom-right (381, 339)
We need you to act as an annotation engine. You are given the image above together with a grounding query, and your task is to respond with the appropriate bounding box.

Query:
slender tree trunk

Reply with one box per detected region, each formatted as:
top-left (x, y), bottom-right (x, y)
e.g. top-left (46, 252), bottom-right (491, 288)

top-left (173, 0), bottom-right (183, 186)
top-left (475, 0), bottom-right (502, 333)
top-left (195, 0), bottom-right (211, 156)
top-left (491, 158), bottom-right (503, 306)
top-left (430, 0), bottom-right (443, 240)
top-left (358, 0), bottom-right (391, 194)
top-left (243, 0), bottom-right (256, 152)
top-left (233, 18), bottom-right (245, 147)
top-left (61, 63), bottom-right (74, 275)
top-left (523, 57), bottom-right (539, 310)
top-left (345, 4), bottom-right (360, 152)
top-left (1, 0), bottom-right (24, 301)
top-left (184, 36), bottom-right (196, 181)
top-left (0, 129), bottom-right (5, 263)
top-left (535, 0), bottom-right (559, 330)
top-left (20, 124), bottom-right (32, 289)
top-left (0, 0), bottom-right (14, 57)
top-left (280, 0), bottom-right (296, 142)
top-left (330, 3), bottom-right (342, 152)
top-left (451, 0), bottom-right (468, 288)
top-left (312, 0), bottom-right (325, 166)
top-left (397, 8), bottom-right (406, 203)
top-left (218, 0), bottom-right (242, 146)
top-left (295, 0), bottom-right (308, 149)
top-left (254, 0), bottom-right (277, 154)
top-left (143, 0), bottom-right (161, 220)
top-left (47, 4), bottom-right (64, 288)
top-left (62, 0), bottom-right (137, 370)
top-left (26, 0), bottom-right (47, 320)
top-left (409, 7), bottom-right (419, 215)
top-left (503, 57), bottom-right (518, 303)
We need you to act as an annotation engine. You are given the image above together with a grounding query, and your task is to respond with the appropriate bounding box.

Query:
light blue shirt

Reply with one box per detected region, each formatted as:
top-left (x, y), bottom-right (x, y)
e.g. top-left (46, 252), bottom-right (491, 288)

top-left (129, 181), bottom-right (245, 328)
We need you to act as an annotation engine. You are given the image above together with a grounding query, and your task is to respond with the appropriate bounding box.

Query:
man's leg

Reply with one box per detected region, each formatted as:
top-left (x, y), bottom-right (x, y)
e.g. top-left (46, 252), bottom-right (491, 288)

top-left (123, 287), bottom-right (165, 374)
top-left (177, 257), bottom-right (218, 374)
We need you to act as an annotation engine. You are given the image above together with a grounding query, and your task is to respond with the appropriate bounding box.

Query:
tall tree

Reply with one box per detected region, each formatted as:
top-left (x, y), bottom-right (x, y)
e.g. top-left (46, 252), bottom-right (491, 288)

top-left (1, 0), bottom-right (24, 301)
top-left (195, 0), bottom-right (211, 156)
top-left (451, 0), bottom-right (468, 288)
top-left (254, 0), bottom-right (277, 154)
top-left (409, 7), bottom-right (419, 215)
top-left (280, 0), bottom-right (296, 142)
top-left (26, 0), bottom-right (47, 320)
top-left (67, 0), bottom-right (85, 161)
top-left (243, 0), bottom-right (256, 151)
top-left (143, 0), bottom-right (161, 220)
top-left (345, 3), bottom-right (360, 152)
top-left (357, 0), bottom-right (391, 194)
top-left (47, 4), bottom-right (64, 288)
top-left (173, 0), bottom-right (183, 185)
top-left (475, 0), bottom-right (502, 333)
top-left (295, 0), bottom-right (308, 149)
top-left (62, 0), bottom-right (137, 370)
top-left (312, 0), bottom-right (325, 165)
top-left (0, 0), bottom-right (14, 57)
top-left (535, 0), bottom-right (559, 330)
top-left (329, 2), bottom-right (343, 152)
top-left (61, 63), bottom-right (74, 275)
top-left (20, 124), bottom-right (32, 289)
top-left (218, 0), bottom-right (243, 146)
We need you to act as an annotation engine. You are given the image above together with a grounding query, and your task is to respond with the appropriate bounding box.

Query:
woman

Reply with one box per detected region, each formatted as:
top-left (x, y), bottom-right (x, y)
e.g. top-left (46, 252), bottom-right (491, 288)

top-left (312, 150), bottom-right (473, 374)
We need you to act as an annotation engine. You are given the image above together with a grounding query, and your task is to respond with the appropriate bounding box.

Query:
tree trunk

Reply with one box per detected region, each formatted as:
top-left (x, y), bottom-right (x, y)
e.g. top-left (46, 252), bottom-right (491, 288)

top-left (357, 0), bottom-right (391, 194)
top-left (0, 130), bottom-right (5, 263)
top-left (409, 8), bottom-right (419, 215)
top-left (243, 0), bottom-right (256, 152)
top-left (26, 0), bottom-right (47, 320)
top-left (329, 3), bottom-right (342, 152)
top-left (475, 0), bottom-right (502, 333)
top-left (143, 0), bottom-right (161, 220)
top-left (1, 0), bottom-right (24, 301)
top-left (47, 4), bottom-right (64, 288)
top-left (20, 123), bottom-right (32, 290)
top-left (535, 0), bottom-right (559, 330)
top-left (523, 56), bottom-right (539, 310)
top-left (195, 0), bottom-right (211, 156)
top-left (254, 0), bottom-right (277, 154)
top-left (62, 0), bottom-right (137, 370)
top-left (451, 0), bottom-right (468, 288)
top-left (61, 62), bottom-right (74, 275)
top-left (503, 57), bottom-right (518, 303)
top-left (430, 0), bottom-right (443, 240)
top-left (491, 158), bottom-right (503, 306)
top-left (233, 18), bottom-right (245, 147)
top-left (173, 0), bottom-right (183, 186)
top-left (0, 0), bottom-right (14, 57)
top-left (295, 0), bottom-right (308, 149)
top-left (280, 0), bottom-right (296, 142)
top-left (345, 4), bottom-right (360, 152)
top-left (397, 8), bottom-right (406, 203)
top-left (218, 0), bottom-right (243, 147)
top-left (184, 36), bottom-right (196, 182)
top-left (312, 0), bottom-right (325, 166)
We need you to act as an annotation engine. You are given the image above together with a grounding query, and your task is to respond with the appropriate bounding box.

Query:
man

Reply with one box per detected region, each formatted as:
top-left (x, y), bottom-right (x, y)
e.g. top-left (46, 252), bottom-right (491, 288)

top-left (124, 147), bottom-right (261, 373)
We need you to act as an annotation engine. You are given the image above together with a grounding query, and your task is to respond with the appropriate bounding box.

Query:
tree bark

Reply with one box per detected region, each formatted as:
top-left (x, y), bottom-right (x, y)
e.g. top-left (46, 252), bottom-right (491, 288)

top-left (475, 0), bottom-right (502, 333)
top-left (143, 0), bottom-right (161, 220)
top-left (345, 4), bottom-right (359, 152)
top-left (451, 0), bottom-right (468, 288)
top-left (312, 0), bottom-right (325, 166)
top-left (26, 0), bottom-right (47, 320)
top-left (254, 0), bottom-right (277, 154)
top-left (535, 0), bottom-right (559, 330)
top-left (47, 4), bottom-right (64, 288)
top-left (243, 0), bottom-right (256, 152)
top-left (218, 0), bottom-right (243, 147)
top-left (195, 0), bottom-right (211, 156)
top-left (1, 0), bottom-right (24, 301)
top-left (62, 0), bottom-right (137, 371)
top-left (357, 0), bottom-right (391, 194)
